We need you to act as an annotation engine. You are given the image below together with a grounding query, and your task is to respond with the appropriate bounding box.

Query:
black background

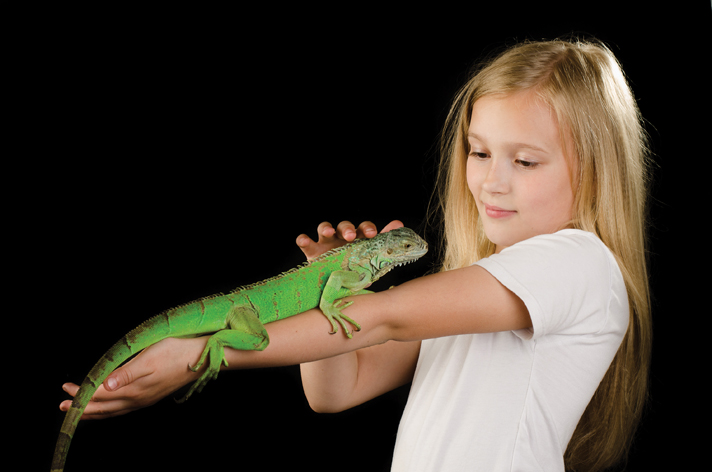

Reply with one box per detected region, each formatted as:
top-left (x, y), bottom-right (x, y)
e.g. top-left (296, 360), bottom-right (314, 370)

top-left (19, 3), bottom-right (709, 471)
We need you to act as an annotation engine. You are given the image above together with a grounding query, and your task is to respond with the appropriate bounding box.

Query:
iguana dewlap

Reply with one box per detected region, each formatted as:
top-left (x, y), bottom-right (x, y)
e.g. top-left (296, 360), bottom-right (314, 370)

top-left (51, 227), bottom-right (427, 471)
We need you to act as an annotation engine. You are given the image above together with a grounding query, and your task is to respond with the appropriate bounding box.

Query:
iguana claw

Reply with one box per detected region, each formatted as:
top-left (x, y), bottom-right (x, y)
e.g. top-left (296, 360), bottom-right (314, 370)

top-left (176, 338), bottom-right (227, 403)
top-left (323, 300), bottom-right (361, 338)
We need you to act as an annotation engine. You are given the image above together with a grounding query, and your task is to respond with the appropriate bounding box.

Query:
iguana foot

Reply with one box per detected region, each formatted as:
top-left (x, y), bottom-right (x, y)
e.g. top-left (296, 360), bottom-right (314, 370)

top-left (176, 336), bottom-right (228, 403)
top-left (322, 299), bottom-right (362, 339)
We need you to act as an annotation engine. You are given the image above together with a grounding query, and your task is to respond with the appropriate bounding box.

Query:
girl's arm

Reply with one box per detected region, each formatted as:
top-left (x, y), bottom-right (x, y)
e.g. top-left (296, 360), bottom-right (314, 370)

top-left (61, 222), bottom-right (531, 418)
top-left (220, 262), bottom-right (530, 412)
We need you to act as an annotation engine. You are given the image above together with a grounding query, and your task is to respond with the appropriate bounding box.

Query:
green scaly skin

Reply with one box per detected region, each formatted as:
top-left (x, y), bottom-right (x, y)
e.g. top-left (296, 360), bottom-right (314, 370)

top-left (52, 227), bottom-right (428, 472)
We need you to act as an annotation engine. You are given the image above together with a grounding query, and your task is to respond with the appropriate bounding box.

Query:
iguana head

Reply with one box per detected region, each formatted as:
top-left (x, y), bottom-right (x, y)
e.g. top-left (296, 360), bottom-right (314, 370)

top-left (348, 227), bottom-right (428, 282)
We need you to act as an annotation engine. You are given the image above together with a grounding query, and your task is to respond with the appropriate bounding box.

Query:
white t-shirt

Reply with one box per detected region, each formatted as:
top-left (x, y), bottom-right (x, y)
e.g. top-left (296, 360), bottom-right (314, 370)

top-left (390, 230), bottom-right (629, 471)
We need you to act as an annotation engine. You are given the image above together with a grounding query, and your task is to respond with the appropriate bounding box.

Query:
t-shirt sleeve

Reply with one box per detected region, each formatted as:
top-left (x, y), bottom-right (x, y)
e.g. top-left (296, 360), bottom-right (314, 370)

top-left (474, 230), bottom-right (628, 341)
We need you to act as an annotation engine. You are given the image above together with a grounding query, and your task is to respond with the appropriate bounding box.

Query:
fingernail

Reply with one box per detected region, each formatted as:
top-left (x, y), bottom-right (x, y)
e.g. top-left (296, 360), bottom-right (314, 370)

top-left (107, 377), bottom-right (118, 390)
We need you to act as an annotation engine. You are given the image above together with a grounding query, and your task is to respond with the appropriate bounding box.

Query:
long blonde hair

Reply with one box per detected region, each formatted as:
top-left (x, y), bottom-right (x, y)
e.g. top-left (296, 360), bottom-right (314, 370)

top-left (433, 39), bottom-right (653, 471)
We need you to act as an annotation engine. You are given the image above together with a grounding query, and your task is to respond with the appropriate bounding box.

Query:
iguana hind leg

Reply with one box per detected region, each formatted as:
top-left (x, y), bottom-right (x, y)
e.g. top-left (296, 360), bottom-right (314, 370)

top-left (177, 305), bottom-right (269, 402)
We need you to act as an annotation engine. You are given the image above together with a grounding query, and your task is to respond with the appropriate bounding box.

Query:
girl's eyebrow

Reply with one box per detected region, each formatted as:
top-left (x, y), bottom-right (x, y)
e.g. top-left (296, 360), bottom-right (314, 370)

top-left (467, 132), bottom-right (549, 154)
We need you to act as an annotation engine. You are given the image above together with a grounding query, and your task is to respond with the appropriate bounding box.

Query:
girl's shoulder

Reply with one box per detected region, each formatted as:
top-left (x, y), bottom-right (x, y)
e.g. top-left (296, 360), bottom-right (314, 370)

top-left (478, 230), bottom-right (627, 338)
top-left (551, 228), bottom-right (606, 246)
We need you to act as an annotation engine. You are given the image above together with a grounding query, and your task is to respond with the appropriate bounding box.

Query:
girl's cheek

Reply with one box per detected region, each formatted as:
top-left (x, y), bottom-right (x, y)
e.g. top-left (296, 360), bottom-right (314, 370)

top-left (466, 160), bottom-right (482, 198)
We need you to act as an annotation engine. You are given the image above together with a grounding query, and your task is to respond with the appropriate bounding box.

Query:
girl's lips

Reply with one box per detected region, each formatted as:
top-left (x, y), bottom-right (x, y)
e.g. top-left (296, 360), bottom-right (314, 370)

top-left (484, 204), bottom-right (516, 218)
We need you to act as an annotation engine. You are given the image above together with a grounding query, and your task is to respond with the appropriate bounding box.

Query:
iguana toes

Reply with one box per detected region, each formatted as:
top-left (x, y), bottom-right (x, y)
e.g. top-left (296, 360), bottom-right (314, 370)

top-left (52, 227), bottom-right (427, 471)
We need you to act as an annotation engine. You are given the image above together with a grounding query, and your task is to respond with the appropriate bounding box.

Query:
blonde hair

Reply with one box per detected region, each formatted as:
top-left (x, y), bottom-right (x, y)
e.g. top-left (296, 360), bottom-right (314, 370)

top-left (433, 39), bottom-right (652, 471)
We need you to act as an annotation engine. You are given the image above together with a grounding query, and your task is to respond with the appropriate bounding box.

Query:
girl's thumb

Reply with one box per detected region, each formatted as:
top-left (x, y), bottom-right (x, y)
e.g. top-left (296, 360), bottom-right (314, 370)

top-left (105, 376), bottom-right (119, 391)
top-left (104, 367), bottom-right (132, 391)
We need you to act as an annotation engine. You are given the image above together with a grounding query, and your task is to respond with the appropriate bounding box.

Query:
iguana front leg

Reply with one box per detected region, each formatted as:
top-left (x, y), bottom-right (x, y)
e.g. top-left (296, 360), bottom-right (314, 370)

top-left (319, 269), bottom-right (372, 338)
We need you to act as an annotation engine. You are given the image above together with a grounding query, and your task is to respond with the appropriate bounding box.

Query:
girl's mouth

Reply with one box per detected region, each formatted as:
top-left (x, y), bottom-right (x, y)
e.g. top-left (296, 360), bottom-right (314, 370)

top-left (484, 204), bottom-right (516, 219)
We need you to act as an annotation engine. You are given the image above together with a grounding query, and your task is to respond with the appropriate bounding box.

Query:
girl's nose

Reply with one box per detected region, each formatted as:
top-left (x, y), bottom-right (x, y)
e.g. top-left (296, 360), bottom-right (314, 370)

top-left (482, 158), bottom-right (510, 195)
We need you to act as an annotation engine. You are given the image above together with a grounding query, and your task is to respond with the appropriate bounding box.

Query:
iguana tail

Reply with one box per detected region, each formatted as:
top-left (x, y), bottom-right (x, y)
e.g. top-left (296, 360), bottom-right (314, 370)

top-left (51, 312), bottom-right (194, 472)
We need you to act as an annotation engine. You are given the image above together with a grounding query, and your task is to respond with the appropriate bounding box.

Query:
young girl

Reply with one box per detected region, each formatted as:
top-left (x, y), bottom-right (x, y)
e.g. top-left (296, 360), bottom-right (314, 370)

top-left (60, 39), bottom-right (652, 471)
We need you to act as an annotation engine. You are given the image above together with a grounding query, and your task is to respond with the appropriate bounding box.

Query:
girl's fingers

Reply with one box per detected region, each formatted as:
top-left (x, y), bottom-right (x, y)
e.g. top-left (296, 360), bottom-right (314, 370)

top-left (335, 221), bottom-right (357, 241)
top-left (59, 383), bottom-right (129, 419)
top-left (61, 382), bottom-right (80, 398)
top-left (316, 221), bottom-right (337, 239)
top-left (380, 220), bottom-right (404, 233)
top-left (356, 221), bottom-right (378, 239)
top-left (297, 219), bottom-right (403, 260)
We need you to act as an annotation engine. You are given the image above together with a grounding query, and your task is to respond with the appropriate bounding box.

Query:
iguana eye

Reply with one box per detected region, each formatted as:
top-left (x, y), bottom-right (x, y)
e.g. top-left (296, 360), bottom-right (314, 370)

top-left (387, 248), bottom-right (393, 255)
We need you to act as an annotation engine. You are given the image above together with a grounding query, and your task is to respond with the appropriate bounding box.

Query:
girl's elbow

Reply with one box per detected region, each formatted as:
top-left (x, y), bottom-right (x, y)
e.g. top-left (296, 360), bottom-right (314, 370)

top-left (305, 394), bottom-right (351, 414)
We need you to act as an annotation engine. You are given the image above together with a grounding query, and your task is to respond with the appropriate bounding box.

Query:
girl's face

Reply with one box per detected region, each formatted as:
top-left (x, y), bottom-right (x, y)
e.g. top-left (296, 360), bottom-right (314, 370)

top-left (467, 92), bottom-right (575, 253)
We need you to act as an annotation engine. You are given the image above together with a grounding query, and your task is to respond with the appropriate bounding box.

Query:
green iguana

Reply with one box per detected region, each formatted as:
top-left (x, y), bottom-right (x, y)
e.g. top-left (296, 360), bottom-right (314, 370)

top-left (52, 227), bottom-right (427, 472)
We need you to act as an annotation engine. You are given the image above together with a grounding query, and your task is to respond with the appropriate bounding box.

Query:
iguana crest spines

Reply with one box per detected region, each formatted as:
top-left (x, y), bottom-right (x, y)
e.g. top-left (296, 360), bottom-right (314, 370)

top-left (230, 243), bottom-right (352, 294)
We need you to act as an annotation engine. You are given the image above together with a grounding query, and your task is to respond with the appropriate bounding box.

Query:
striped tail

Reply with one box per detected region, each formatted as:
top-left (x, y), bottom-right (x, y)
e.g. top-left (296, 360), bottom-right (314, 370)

top-left (51, 313), bottom-right (177, 472)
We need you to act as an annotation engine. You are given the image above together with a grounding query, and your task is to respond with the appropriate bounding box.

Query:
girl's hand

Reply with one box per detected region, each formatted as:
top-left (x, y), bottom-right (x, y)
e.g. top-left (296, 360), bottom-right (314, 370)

top-left (296, 220), bottom-right (404, 260)
top-left (59, 337), bottom-right (209, 420)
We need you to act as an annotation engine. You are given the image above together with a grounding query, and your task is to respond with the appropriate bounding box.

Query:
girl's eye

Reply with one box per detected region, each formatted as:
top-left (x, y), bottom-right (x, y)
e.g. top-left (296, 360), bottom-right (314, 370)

top-left (516, 159), bottom-right (538, 169)
top-left (469, 151), bottom-right (489, 159)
